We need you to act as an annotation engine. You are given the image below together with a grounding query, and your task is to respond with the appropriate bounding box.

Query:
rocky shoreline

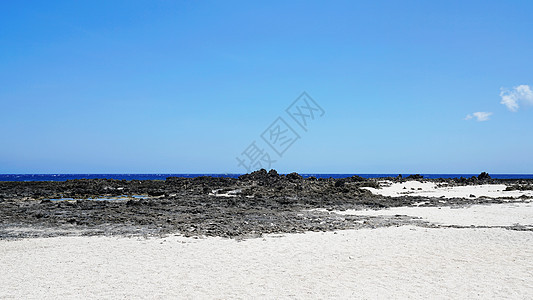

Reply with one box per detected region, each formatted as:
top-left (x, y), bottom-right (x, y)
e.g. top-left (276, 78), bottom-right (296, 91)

top-left (1, 170), bottom-right (532, 239)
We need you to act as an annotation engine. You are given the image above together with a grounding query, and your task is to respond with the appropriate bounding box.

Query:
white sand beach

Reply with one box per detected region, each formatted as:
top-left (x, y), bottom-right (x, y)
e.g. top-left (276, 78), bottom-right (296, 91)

top-left (331, 202), bottom-right (533, 227)
top-left (362, 181), bottom-right (533, 199)
top-left (1, 202), bottom-right (533, 299)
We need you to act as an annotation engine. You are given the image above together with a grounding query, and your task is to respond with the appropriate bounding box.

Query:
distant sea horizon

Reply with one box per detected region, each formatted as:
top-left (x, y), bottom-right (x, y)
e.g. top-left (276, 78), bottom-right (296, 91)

top-left (1, 173), bottom-right (533, 182)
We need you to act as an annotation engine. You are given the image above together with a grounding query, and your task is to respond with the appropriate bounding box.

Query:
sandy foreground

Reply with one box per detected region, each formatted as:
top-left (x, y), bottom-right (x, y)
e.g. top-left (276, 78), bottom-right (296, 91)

top-left (2, 201), bottom-right (533, 299)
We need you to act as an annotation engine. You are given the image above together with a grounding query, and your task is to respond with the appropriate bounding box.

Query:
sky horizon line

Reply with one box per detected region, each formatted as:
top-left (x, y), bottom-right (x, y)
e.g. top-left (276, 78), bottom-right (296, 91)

top-left (2, 171), bottom-right (532, 175)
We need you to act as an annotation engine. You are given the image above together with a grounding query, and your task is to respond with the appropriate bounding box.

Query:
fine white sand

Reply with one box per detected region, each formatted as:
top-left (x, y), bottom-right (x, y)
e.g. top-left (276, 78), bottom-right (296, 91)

top-left (331, 202), bottom-right (533, 227)
top-left (362, 181), bottom-right (533, 199)
top-left (1, 226), bottom-right (532, 299)
top-left (2, 196), bottom-right (533, 299)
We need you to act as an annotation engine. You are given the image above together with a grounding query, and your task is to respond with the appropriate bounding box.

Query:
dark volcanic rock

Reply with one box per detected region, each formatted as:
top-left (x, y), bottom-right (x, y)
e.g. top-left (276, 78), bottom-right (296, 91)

top-left (238, 169), bottom-right (268, 181)
top-left (286, 172), bottom-right (303, 181)
top-left (406, 174), bottom-right (424, 180)
top-left (1, 169), bottom-right (531, 240)
top-left (349, 175), bottom-right (367, 182)
top-left (268, 169), bottom-right (279, 177)
top-left (335, 180), bottom-right (346, 187)
top-left (478, 172), bottom-right (491, 181)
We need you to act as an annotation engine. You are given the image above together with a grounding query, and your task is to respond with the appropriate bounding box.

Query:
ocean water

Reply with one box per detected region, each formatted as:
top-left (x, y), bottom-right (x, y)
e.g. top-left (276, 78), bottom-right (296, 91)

top-left (1, 174), bottom-right (533, 182)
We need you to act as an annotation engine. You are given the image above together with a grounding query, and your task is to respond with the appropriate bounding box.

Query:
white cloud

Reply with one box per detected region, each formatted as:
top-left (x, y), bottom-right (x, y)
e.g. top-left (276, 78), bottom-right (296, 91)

top-left (465, 112), bottom-right (493, 122)
top-left (500, 84), bottom-right (533, 112)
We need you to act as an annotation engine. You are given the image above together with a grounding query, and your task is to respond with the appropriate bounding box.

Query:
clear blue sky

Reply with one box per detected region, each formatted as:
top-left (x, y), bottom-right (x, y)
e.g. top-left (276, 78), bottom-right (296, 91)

top-left (1, 1), bottom-right (532, 174)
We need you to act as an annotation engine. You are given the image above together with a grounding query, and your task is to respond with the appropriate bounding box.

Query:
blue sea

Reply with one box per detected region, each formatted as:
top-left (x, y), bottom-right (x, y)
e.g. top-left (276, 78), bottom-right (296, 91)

top-left (1, 174), bottom-right (533, 182)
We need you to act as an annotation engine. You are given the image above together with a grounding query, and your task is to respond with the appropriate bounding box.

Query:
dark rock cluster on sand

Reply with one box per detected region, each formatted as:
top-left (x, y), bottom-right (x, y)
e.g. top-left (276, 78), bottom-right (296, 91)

top-left (0, 170), bottom-right (531, 239)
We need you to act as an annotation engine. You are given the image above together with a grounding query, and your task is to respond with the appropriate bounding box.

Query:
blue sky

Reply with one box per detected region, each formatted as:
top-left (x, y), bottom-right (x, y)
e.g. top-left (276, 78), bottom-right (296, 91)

top-left (1, 1), bottom-right (532, 174)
